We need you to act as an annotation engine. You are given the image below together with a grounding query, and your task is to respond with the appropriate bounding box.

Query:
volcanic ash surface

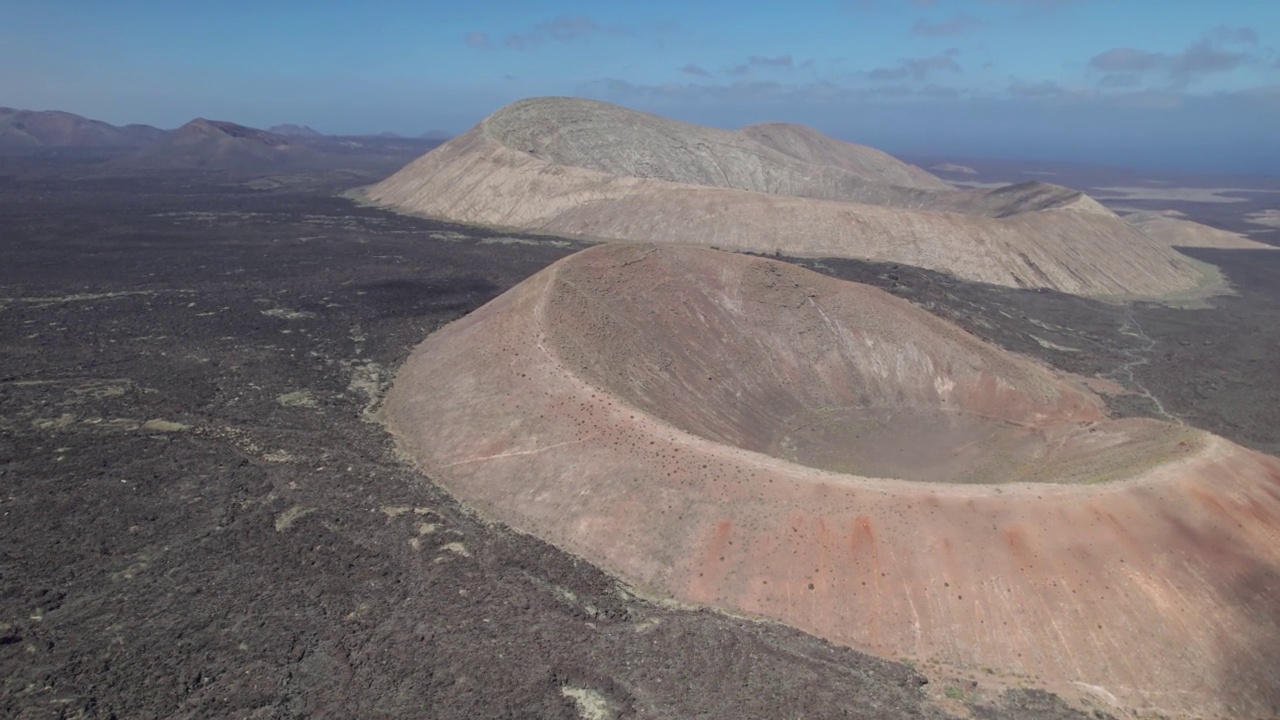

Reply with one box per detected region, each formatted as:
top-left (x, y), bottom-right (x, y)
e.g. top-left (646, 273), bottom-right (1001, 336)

top-left (385, 243), bottom-right (1280, 719)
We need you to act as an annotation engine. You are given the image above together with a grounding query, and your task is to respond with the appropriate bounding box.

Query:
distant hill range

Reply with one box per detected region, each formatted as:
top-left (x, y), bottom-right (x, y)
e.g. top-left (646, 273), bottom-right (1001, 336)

top-left (930, 162), bottom-right (977, 175)
top-left (112, 118), bottom-right (445, 173)
top-left (0, 107), bottom-right (163, 151)
top-left (116, 118), bottom-right (322, 171)
top-left (362, 96), bottom-right (1255, 298)
top-left (0, 106), bottom-right (446, 176)
top-left (268, 123), bottom-right (322, 138)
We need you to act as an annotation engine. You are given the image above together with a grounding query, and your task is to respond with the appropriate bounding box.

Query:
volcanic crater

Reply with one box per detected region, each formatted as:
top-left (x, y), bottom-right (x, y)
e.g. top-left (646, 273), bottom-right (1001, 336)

top-left (385, 243), bottom-right (1280, 718)
top-left (538, 246), bottom-right (1192, 486)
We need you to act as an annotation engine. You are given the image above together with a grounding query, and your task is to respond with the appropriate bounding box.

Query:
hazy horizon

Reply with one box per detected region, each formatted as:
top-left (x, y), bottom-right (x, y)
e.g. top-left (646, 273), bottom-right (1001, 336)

top-left (4, 0), bottom-right (1279, 174)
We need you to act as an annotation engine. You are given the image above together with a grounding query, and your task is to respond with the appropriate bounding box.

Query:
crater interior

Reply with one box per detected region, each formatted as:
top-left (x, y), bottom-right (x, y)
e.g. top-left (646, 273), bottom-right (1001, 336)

top-left (542, 245), bottom-right (1192, 483)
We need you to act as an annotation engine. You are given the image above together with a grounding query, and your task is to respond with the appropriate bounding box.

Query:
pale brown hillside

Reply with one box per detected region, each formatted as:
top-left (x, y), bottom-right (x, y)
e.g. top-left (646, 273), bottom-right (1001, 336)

top-left (1125, 211), bottom-right (1276, 250)
top-left (741, 121), bottom-right (951, 190)
top-left (363, 97), bottom-right (1215, 298)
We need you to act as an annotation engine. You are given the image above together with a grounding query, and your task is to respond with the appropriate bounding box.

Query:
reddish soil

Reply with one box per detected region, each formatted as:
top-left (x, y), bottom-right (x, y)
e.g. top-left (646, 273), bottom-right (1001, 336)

top-left (386, 243), bottom-right (1280, 718)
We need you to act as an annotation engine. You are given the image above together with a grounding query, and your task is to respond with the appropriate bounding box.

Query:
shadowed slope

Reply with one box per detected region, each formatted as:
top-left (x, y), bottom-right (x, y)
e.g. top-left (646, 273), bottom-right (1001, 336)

top-left (386, 244), bottom-right (1280, 719)
top-left (364, 97), bottom-right (1211, 298)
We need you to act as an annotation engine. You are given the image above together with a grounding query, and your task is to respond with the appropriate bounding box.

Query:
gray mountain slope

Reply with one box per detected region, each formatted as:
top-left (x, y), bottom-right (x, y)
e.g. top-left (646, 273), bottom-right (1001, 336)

top-left (485, 97), bottom-right (946, 208)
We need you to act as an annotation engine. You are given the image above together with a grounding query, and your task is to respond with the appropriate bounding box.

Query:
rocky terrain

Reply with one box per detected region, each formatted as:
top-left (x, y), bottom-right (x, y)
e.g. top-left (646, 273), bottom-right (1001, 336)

top-left (0, 170), bottom-right (1141, 720)
top-left (3, 101), bottom-right (1279, 720)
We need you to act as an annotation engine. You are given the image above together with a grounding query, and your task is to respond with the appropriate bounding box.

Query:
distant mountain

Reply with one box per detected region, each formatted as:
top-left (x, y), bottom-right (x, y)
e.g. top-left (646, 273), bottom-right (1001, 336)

top-left (420, 129), bottom-right (452, 141)
top-left (111, 118), bottom-right (447, 176)
top-left (1, 106), bottom-right (453, 178)
top-left (0, 107), bottom-right (163, 152)
top-left (120, 124), bottom-right (168, 143)
top-left (115, 118), bottom-right (322, 171)
top-left (930, 162), bottom-right (977, 175)
top-left (268, 123), bottom-right (322, 138)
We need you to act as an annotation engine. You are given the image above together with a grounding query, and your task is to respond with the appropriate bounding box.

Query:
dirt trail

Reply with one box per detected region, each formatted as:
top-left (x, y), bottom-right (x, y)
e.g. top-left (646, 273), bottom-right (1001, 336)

top-left (1111, 306), bottom-right (1182, 424)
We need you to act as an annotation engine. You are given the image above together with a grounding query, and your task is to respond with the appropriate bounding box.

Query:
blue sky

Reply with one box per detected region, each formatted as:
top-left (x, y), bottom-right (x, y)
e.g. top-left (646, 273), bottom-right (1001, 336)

top-left (3, 0), bottom-right (1279, 172)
